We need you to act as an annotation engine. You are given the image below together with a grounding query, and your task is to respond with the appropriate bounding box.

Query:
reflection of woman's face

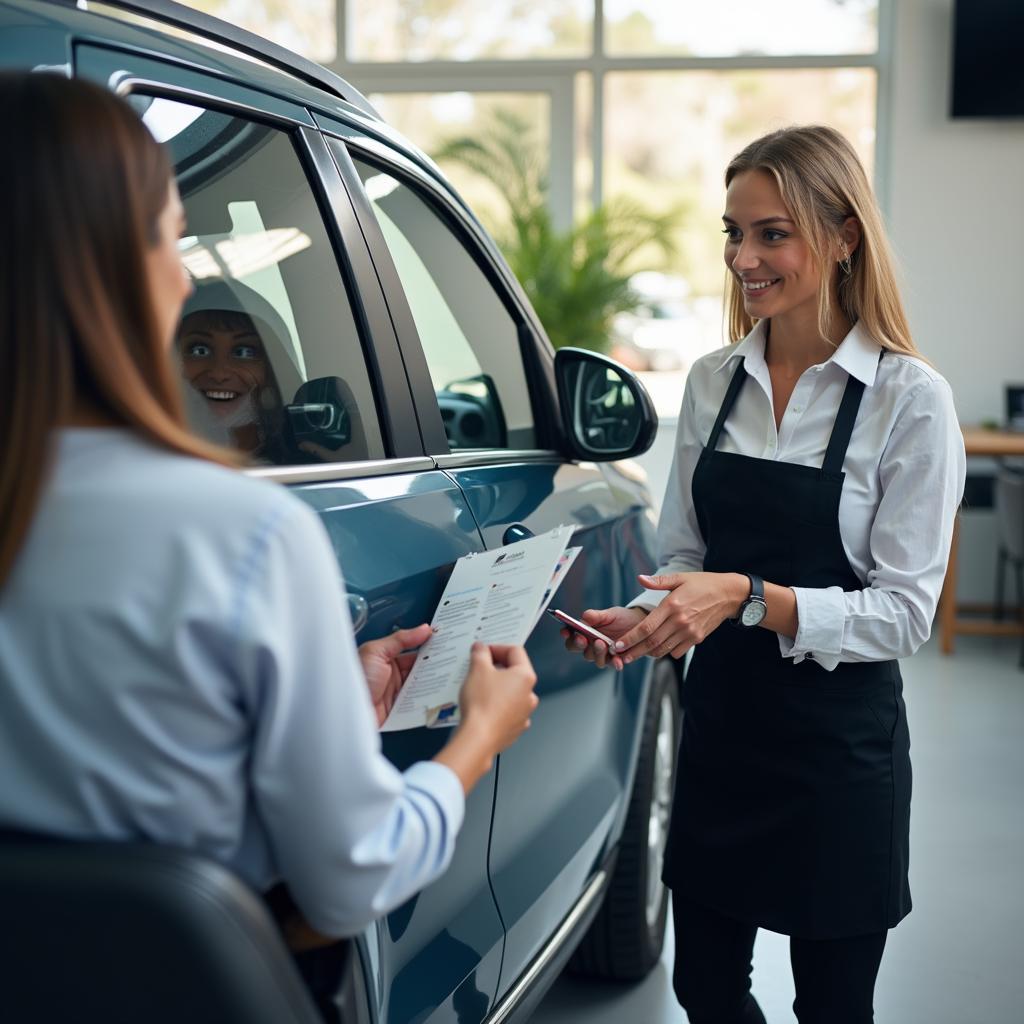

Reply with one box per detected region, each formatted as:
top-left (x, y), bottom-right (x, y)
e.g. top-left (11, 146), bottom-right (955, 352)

top-left (178, 313), bottom-right (269, 419)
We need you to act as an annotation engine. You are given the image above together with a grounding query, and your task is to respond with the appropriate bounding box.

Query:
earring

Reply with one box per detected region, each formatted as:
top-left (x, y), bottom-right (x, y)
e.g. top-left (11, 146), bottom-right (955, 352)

top-left (839, 242), bottom-right (852, 275)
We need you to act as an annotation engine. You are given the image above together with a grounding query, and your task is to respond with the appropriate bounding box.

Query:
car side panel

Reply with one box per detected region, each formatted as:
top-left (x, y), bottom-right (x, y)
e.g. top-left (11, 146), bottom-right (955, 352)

top-left (289, 472), bottom-right (505, 1024)
top-left (444, 461), bottom-right (655, 994)
top-left (320, 115), bottom-right (660, 993)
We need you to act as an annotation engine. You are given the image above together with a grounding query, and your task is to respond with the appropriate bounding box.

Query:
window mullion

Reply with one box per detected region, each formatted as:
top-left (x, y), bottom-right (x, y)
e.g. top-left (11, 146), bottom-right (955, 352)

top-left (873, 0), bottom-right (896, 215)
top-left (592, 0), bottom-right (605, 209)
top-left (337, 0), bottom-right (347, 64)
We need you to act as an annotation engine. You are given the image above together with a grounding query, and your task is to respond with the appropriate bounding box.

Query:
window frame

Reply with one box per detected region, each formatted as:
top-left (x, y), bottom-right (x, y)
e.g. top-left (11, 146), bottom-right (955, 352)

top-left (324, 130), bottom-right (565, 462)
top-left (334, 0), bottom-right (895, 223)
top-left (78, 49), bottom-right (427, 472)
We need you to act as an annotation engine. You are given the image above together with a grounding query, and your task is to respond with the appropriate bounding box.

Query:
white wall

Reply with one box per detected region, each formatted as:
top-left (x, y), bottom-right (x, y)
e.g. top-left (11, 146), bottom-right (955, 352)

top-left (888, 0), bottom-right (1024, 601)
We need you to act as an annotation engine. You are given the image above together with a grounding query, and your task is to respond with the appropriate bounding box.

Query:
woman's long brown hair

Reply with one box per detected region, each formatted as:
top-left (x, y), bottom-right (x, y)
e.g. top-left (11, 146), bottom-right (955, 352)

top-left (0, 72), bottom-right (235, 590)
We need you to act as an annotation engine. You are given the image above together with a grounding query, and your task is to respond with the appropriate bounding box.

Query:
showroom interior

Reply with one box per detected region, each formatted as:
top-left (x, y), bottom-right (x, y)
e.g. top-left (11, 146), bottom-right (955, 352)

top-left (194, 0), bottom-right (1022, 1020)
top-left (6, 0), bottom-right (1022, 1021)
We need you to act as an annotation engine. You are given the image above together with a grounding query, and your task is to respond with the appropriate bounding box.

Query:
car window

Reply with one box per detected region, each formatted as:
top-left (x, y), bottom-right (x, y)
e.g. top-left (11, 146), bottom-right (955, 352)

top-left (136, 95), bottom-right (384, 465)
top-left (352, 158), bottom-right (536, 452)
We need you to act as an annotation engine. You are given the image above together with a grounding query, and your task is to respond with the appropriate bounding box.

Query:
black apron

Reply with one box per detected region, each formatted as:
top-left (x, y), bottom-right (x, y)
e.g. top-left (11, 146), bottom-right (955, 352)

top-left (663, 357), bottom-right (912, 940)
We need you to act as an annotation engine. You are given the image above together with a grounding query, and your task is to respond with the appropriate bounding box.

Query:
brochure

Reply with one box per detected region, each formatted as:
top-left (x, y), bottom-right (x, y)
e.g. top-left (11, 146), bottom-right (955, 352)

top-left (381, 525), bottom-right (579, 732)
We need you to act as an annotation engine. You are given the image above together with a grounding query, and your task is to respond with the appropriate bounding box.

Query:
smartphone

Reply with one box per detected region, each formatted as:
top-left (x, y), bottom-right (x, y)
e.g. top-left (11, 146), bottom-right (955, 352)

top-left (548, 608), bottom-right (615, 648)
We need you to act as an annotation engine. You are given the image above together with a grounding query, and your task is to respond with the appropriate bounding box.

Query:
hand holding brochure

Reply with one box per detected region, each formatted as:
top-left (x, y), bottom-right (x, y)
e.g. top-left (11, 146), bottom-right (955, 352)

top-left (381, 526), bottom-right (579, 732)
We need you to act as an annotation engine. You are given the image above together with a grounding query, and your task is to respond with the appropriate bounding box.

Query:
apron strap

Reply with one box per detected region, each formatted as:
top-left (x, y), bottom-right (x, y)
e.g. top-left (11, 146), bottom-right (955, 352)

top-left (706, 359), bottom-right (748, 453)
top-left (821, 350), bottom-right (884, 474)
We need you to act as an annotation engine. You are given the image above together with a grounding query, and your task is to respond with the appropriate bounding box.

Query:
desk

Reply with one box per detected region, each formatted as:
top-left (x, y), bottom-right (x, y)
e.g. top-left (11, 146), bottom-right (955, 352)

top-left (938, 428), bottom-right (1024, 654)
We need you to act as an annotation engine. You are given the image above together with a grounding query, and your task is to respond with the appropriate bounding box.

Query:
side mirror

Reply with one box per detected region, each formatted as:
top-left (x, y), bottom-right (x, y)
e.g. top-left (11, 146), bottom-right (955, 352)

top-left (554, 347), bottom-right (658, 461)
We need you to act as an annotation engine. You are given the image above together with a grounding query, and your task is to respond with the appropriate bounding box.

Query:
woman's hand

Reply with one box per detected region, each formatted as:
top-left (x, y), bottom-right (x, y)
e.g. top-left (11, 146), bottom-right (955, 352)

top-left (560, 606), bottom-right (648, 670)
top-left (458, 644), bottom-right (539, 753)
top-left (613, 572), bottom-right (748, 662)
top-left (358, 624), bottom-right (432, 727)
top-left (435, 643), bottom-right (539, 794)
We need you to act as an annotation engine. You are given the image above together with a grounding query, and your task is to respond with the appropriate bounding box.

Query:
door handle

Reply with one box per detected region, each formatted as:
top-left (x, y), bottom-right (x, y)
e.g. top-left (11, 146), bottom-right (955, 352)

top-left (502, 523), bottom-right (534, 545)
top-left (347, 593), bottom-right (369, 634)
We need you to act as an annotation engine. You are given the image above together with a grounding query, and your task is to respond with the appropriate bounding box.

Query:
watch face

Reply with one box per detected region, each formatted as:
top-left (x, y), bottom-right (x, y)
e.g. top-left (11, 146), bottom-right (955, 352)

top-left (741, 600), bottom-right (766, 627)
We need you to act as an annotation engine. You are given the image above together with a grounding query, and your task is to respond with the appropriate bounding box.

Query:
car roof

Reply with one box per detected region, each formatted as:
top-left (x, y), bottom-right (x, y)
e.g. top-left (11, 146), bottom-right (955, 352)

top-left (2, 0), bottom-right (452, 192)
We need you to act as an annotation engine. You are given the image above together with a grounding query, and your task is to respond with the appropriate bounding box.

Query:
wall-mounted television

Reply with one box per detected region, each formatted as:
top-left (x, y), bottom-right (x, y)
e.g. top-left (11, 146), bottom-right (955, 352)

top-left (951, 0), bottom-right (1024, 118)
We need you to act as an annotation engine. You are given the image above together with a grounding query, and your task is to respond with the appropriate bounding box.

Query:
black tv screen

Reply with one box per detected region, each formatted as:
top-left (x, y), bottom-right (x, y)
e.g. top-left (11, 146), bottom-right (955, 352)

top-left (951, 1), bottom-right (1024, 117)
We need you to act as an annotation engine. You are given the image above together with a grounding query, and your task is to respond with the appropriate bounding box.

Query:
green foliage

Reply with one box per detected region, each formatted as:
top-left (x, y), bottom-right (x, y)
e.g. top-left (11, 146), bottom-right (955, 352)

top-left (433, 110), bottom-right (681, 353)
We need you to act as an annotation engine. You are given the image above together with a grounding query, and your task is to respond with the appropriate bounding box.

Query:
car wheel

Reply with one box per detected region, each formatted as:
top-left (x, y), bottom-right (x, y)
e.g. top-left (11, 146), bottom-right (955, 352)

top-left (568, 658), bottom-right (680, 980)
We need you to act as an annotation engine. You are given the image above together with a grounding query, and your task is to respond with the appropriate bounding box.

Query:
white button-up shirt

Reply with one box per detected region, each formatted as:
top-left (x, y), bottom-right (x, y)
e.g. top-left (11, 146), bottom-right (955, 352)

top-left (632, 320), bottom-right (966, 671)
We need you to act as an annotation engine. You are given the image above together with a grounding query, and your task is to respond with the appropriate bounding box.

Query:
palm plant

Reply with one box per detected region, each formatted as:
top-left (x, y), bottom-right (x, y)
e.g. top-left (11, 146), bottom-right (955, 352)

top-left (433, 109), bottom-right (682, 353)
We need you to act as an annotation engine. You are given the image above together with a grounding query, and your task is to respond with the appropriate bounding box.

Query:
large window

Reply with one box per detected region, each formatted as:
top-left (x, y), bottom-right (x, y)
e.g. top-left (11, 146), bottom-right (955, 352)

top-left (368, 91), bottom-right (552, 239)
top-left (603, 0), bottom-right (878, 56)
top-left (604, 68), bottom-right (877, 300)
top-left (182, 1), bottom-right (888, 406)
top-left (346, 0), bottom-right (594, 61)
top-left (186, 0), bottom-right (337, 62)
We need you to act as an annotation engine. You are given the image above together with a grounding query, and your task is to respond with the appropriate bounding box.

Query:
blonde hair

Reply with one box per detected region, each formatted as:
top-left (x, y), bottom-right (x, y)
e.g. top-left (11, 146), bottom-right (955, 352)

top-left (723, 125), bottom-right (921, 358)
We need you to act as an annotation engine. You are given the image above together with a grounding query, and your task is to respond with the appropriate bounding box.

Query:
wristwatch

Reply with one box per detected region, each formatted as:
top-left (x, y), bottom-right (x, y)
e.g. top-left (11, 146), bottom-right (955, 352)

top-left (734, 573), bottom-right (767, 628)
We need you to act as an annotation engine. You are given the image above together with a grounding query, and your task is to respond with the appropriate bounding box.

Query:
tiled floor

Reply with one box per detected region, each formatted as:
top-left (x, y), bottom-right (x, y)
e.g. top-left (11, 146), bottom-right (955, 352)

top-left (531, 632), bottom-right (1024, 1023)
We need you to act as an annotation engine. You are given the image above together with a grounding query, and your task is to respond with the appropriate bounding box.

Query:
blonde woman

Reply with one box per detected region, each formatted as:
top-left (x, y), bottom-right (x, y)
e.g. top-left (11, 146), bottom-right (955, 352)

top-left (564, 126), bottom-right (965, 1023)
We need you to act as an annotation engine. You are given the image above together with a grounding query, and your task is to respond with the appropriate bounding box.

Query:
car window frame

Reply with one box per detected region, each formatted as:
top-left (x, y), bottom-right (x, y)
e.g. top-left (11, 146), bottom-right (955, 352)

top-left (320, 127), bottom-right (564, 466)
top-left (77, 51), bottom-right (427, 482)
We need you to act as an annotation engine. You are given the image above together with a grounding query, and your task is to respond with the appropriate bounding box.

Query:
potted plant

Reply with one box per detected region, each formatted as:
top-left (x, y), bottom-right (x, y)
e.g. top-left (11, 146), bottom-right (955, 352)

top-left (434, 109), bottom-right (681, 354)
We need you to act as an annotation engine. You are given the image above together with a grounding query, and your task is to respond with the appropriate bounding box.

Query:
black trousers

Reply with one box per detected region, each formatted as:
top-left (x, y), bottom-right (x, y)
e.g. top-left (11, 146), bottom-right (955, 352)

top-left (672, 894), bottom-right (888, 1024)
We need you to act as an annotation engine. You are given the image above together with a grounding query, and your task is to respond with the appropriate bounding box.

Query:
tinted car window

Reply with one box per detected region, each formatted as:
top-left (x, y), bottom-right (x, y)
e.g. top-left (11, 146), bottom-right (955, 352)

top-left (137, 95), bottom-right (384, 465)
top-left (352, 158), bottom-right (536, 451)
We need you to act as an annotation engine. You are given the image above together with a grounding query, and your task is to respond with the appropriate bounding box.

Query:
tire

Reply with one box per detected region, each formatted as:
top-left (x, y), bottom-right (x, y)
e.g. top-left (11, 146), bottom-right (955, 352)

top-left (568, 659), bottom-right (681, 981)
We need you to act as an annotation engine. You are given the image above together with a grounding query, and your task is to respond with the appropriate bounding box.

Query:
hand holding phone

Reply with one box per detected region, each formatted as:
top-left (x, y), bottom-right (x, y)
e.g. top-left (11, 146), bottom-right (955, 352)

top-left (548, 608), bottom-right (615, 648)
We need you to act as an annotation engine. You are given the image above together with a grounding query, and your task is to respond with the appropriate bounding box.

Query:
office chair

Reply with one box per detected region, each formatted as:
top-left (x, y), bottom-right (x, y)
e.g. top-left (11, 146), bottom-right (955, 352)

top-left (0, 832), bottom-right (325, 1023)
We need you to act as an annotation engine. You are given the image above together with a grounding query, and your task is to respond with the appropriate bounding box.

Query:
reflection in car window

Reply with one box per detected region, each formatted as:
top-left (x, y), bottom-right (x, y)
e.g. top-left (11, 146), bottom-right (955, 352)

top-left (137, 95), bottom-right (383, 465)
top-left (352, 159), bottom-right (536, 452)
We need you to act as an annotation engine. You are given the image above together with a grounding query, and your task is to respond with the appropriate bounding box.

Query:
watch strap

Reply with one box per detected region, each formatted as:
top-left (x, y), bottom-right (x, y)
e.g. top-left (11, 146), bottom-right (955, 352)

top-left (733, 573), bottom-right (766, 625)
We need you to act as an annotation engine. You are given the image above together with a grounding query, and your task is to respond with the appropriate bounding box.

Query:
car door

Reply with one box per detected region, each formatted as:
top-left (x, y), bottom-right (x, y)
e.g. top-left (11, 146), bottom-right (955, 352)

top-left (324, 127), bottom-right (657, 993)
top-left (75, 44), bottom-right (505, 1024)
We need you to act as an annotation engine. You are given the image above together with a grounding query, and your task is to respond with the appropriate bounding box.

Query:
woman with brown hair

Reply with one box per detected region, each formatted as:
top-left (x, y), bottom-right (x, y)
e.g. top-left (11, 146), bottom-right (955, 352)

top-left (564, 126), bottom-right (966, 1022)
top-left (0, 70), bottom-right (538, 994)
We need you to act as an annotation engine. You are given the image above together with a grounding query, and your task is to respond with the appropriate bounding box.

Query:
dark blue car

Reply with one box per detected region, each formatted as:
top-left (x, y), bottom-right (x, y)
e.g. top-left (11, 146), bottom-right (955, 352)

top-left (0, 2), bottom-right (681, 1020)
